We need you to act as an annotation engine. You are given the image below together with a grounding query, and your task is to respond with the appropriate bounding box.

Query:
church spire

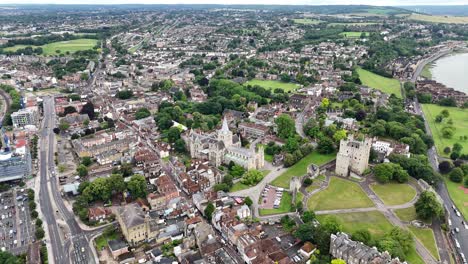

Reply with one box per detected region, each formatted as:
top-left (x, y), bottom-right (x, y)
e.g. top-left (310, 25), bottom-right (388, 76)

top-left (221, 116), bottom-right (229, 132)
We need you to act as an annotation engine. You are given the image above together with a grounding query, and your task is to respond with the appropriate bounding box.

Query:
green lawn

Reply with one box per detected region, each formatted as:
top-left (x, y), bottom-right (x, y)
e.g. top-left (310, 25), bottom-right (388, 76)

top-left (357, 68), bottom-right (402, 98)
top-left (94, 231), bottom-right (119, 251)
top-left (244, 79), bottom-right (300, 92)
top-left (317, 211), bottom-right (393, 238)
top-left (308, 177), bottom-right (374, 211)
top-left (339, 31), bottom-right (369, 38)
top-left (4, 38), bottom-right (98, 56)
top-left (444, 178), bottom-right (468, 219)
top-left (421, 64), bottom-right (433, 79)
top-left (296, 191), bottom-right (304, 206)
top-left (409, 226), bottom-right (440, 261)
top-left (421, 104), bottom-right (468, 158)
top-left (328, 22), bottom-right (377, 27)
top-left (406, 247), bottom-right (425, 264)
top-left (230, 170), bottom-right (270, 192)
top-left (259, 192), bottom-right (293, 216)
top-left (271, 152), bottom-right (336, 188)
top-left (394, 206), bottom-right (418, 222)
top-left (293, 18), bottom-right (322, 25)
top-left (370, 183), bottom-right (417, 206)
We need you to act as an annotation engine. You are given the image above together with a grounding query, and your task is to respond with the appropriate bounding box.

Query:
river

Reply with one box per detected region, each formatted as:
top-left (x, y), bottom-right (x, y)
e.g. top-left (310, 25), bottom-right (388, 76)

top-left (430, 52), bottom-right (468, 94)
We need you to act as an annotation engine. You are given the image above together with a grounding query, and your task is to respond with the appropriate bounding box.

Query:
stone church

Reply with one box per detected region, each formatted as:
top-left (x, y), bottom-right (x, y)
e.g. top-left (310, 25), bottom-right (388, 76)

top-left (185, 118), bottom-right (264, 170)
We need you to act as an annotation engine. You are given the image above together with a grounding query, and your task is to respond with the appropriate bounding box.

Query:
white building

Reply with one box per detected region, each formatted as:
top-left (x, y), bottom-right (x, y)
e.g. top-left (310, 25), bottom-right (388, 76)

top-left (11, 107), bottom-right (38, 128)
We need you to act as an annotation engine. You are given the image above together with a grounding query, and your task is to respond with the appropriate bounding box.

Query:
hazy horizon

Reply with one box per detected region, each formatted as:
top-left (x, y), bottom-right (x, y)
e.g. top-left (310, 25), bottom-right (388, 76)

top-left (1, 1), bottom-right (467, 6)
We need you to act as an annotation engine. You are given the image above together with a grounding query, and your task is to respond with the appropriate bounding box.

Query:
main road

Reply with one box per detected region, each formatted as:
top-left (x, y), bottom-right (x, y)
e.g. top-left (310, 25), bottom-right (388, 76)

top-left (409, 48), bottom-right (468, 261)
top-left (40, 96), bottom-right (105, 264)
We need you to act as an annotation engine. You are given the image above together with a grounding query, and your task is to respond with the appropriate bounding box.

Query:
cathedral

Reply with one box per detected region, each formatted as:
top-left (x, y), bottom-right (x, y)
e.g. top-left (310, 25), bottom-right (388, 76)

top-left (185, 118), bottom-right (264, 170)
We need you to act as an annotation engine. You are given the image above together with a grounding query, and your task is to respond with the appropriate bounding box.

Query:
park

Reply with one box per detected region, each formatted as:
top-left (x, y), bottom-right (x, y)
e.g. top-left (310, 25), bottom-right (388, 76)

top-left (3, 38), bottom-right (98, 56)
top-left (357, 67), bottom-right (402, 98)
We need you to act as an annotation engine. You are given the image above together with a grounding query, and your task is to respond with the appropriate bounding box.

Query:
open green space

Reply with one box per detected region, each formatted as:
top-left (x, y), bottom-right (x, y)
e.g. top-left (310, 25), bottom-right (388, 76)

top-left (230, 170), bottom-right (270, 192)
top-left (244, 79), bottom-right (299, 92)
top-left (94, 229), bottom-right (119, 251)
top-left (406, 247), bottom-right (425, 264)
top-left (339, 31), bottom-right (369, 38)
top-left (409, 226), bottom-right (440, 261)
top-left (421, 104), bottom-right (468, 158)
top-left (4, 38), bottom-right (98, 56)
top-left (421, 64), bottom-right (433, 79)
top-left (271, 152), bottom-right (336, 188)
top-left (407, 13), bottom-right (468, 24)
top-left (444, 178), bottom-right (468, 219)
top-left (394, 206), bottom-right (418, 222)
top-left (293, 18), bottom-right (322, 25)
top-left (316, 211), bottom-right (393, 237)
top-left (328, 22), bottom-right (377, 27)
top-left (259, 192), bottom-right (293, 216)
top-left (307, 177), bottom-right (374, 211)
top-left (370, 183), bottom-right (417, 206)
top-left (357, 68), bottom-right (402, 98)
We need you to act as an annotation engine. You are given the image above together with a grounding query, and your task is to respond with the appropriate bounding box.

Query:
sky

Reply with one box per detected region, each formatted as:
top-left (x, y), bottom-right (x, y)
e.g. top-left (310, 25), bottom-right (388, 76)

top-left (1, 0), bottom-right (467, 5)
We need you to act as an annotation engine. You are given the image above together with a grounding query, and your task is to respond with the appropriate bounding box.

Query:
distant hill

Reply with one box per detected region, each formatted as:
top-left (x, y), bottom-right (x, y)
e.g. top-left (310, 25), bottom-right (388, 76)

top-left (398, 5), bottom-right (468, 16)
top-left (0, 4), bottom-right (410, 15)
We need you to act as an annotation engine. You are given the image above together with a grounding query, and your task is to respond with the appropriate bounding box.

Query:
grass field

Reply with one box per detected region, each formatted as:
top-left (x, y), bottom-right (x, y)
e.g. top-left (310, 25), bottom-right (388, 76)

top-left (293, 18), bottom-right (322, 25)
top-left (406, 247), bottom-right (425, 264)
top-left (370, 183), bottom-right (417, 206)
top-left (328, 22), bottom-right (377, 27)
top-left (407, 13), bottom-right (468, 24)
top-left (271, 152), bottom-right (336, 188)
top-left (230, 170), bottom-right (270, 192)
top-left (244, 79), bottom-right (300, 92)
top-left (259, 192), bottom-right (293, 216)
top-left (409, 226), bottom-right (440, 261)
top-left (94, 230), bottom-right (119, 251)
top-left (394, 206), bottom-right (418, 222)
top-left (317, 211), bottom-right (393, 238)
top-left (421, 64), bottom-right (433, 79)
top-left (444, 178), bottom-right (468, 219)
top-left (308, 177), bottom-right (374, 211)
top-left (4, 38), bottom-right (98, 56)
top-left (421, 104), bottom-right (468, 157)
top-left (339, 31), bottom-right (369, 38)
top-left (357, 68), bottom-right (402, 98)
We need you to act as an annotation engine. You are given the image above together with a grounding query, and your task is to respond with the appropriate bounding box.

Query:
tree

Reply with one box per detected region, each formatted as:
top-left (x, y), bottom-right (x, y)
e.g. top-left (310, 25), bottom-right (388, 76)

top-left (333, 129), bottom-right (347, 143)
top-left (135, 108), bottom-right (151, 120)
top-left (352, 229), bottom-right (372, 244)
top-left (167, 127), bottom-right (181, 143)
top-left (120, 163), bottom-right (133, 177)
top-left (59, 120), bottom-right (70, 131)
top-left (464, 177), bottom-right (468, 188)
top-left (317, 137), bottom-right (335, 154)
top-left (240, 170), bottom-right (264, 185)
top-left (453, 143), bottom-right (463, 153)
top-left (441, 109), bottom-right (450, 118)
top-left (204, 202), bottom-right (215, 221)
top-left (438, 160), bottom-right (453, 174)
top-left (374, 163), bottom-right (394, 184)
top-left (443, 147), bottom-right (451, 154)
top-left (275, 114), bottom-right (296, 139)
top-left (174, 139), bottom-right (186, 153)
top-left (301, 211), bottom-right (316, 223)
top-left (244, 196), bottom-right (253, 207)
top-left (76, 164), bottom-right (88, 177)
top-left (63, 106), bottom-right (77, 115)
top-left (35, 227), bottom-right (45, 239)
top-left (80, 101), bottom-right (95, 120)
top-left (320, 98), bottom-right (330, 109)
top-left (109, 174), bottom-right (126, 193)
top-left (449, 167), bottom-right (464, 183)
top-left (321, 215), bottom-right (342, 234)
top-left (81, 156), bottom-right (92, 167)
top-left (284, 137), bottom-right (299, 153)
top-left (415, 191), bottom-right (443, 221)
top-left (116, 90), bottom-right (133, 99)
top-left (127, 175), bottom-right (147, 199)
top-left (331, 259), bottom-right (346, 264)
top-left (230, 165), bottom-right (245, 178)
